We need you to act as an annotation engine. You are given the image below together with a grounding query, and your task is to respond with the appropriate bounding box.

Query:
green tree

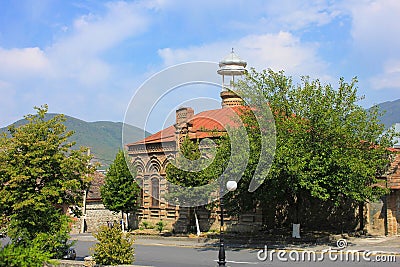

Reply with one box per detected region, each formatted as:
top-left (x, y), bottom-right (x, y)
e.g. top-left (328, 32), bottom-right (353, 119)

top-left (166, 137), bottom-right (214, 205)
top-left (0, 105), bottom-right (94, 255)
top-left (165, 136), bottom-right (230, 232)
top-left (100, 150), bottom-right (140, 231)
top-left (226, 69), bottom-right (395, 231)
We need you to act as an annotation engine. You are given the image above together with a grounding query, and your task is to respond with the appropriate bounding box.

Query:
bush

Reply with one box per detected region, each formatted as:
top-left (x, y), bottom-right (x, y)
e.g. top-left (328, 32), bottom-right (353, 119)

top-left (32, 231), bottom-right (72, 259)
top-left (141, 221), bottom-right (152, 229)
top-left (0, 243), bottom-right (55, 267)
top-left (156, 220), bottom-right (166, 233)
top-left (91, 224), bottom-right (135, 265)
top-left (0, 214), bottom-right (72, 267)
top-left (8, 213), bottom-right (73, 259)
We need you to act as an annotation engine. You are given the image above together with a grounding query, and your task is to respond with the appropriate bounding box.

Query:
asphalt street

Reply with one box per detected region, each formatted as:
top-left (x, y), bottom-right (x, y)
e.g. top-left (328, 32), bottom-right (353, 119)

top-left (71, 237), bottom-right (400, 267)
top-left (2, 235), bottom-right (400, 266)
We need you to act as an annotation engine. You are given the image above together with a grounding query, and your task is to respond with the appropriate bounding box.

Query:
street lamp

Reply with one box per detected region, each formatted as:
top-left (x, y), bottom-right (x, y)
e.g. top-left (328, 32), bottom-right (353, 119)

top-left (218, 180), bottom-right (237, 266)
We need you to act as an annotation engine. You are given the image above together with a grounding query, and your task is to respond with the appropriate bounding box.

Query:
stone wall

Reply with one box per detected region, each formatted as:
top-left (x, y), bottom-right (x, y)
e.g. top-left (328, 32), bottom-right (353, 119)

top-left (366, 190), bottom-right (400, 236)
top-left (80, 201), bottom-right (121, 233)
top-left (366, 199), bottom-right (385, 235)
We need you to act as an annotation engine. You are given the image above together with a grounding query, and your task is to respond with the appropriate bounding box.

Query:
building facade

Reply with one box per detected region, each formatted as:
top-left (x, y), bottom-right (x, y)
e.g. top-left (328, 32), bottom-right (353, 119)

top-left (78, 52), bottom-right (400, 236)
top-left (125, 51), bottom-right (262, 232)
top-left (367, 148), bottom-right (400, 236)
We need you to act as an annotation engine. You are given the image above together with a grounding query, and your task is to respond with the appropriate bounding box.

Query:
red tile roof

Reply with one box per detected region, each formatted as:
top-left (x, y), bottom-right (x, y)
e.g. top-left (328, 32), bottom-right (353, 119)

top-left (132, 125), bottom-right (176, 145)
top-left (128, 106), bottom-right (245, 146)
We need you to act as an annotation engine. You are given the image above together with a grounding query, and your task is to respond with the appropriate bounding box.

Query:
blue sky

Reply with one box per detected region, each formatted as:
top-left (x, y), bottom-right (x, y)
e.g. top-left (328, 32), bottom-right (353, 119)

top-left (1, 0), bottom-right (400, 131)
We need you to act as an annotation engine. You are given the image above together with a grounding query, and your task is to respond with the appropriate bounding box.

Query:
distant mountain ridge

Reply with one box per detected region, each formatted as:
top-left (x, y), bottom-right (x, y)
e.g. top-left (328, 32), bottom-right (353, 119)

top-left (373, 99), bottom-right (400, 128)
top-left (0, 113), bottom-right (150, 169)
top-left (1, 99), bottom-right (399, 168)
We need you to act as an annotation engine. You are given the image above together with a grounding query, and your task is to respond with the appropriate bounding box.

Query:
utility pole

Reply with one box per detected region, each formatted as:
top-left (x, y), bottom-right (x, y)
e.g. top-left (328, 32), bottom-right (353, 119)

top-left (81, 148), bottom-right (90, 233)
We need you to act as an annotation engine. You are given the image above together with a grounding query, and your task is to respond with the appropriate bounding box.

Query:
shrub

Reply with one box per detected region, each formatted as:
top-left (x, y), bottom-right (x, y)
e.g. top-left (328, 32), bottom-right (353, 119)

top-left (0, 214), bottom-right (72, 267)
top-left (91, 224), bottom-right (135, 265)
top-left (32, 231), bottom-right (72, 259)
top-left (7, 212), bottom-right (73, 259)
top-left (156, 220), bottom-right (166, 233)
top-left (141, 221), bottom-right (152, 229)
top-left (31, 215), bottom-right (74, 259)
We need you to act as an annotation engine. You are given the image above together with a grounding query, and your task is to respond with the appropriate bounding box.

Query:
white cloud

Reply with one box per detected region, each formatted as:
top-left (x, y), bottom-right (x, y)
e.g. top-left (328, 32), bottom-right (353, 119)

top-left (158, 32), bottom-right (330, 81)
top-left (0, 1), bottom-right (152, 127)
top-left (156, 0), bottom-right (341, 32)
top-left (0, 47), bottom-right (50, 77)
top-left (347, 0), bottom-right (400, 56)
top-left (263, 0), bottom-right (342, 31)
top-left (46, 1), bottom-right (149, 86)
top-left (0, 1), bottom-right (149, 88)
top-left (370, 59), bottom-right (400, 89)
top-left (340, 0), bottom-right (400, 92)
top-left (54, 2), bottom-right (148, 56)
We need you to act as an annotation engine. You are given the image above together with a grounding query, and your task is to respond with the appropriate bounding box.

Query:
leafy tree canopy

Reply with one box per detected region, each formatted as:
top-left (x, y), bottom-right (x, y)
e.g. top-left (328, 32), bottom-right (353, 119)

top-left (100, 150), bottom-right (140, 214)
top-left (165, 136), bottom-right (230, 207)
top-left (224, 69), bottom-right (395, 218)
top-left (0, 104), bottom-right (94, 249)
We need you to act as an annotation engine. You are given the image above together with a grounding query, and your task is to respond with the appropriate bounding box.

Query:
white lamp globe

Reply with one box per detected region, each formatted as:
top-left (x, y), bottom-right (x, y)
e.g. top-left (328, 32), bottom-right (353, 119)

top-left (226, 180), bottom-right (237, 192)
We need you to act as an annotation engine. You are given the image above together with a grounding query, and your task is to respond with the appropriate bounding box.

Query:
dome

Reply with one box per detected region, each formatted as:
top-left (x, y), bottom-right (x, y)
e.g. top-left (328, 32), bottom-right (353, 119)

top-left (219, 49), bottom-right (247, 67)
top-left (217, 49), bottom-right (247, 76)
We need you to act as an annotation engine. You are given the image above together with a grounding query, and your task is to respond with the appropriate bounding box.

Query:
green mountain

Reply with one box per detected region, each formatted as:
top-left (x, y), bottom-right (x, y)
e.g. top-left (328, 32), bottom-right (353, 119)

top-left (0, 114), bottom-right (150, 169)
top-left (2, 99), bottom-right (398, 168)
top-left (373, 99), bottom-right (400, 128)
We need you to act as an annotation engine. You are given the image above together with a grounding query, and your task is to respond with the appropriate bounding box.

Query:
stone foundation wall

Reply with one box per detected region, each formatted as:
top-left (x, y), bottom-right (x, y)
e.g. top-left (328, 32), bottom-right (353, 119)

top-left (366, 199), bottom-right (385, 235)
top-left (366, 190), bottom-right (400, 236)
top-left (82, 202), bottom-right (121, 233)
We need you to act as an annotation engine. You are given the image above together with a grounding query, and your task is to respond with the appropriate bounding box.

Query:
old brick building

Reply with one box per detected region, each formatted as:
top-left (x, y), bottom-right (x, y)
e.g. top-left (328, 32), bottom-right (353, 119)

top-left (78, 51), bottom-right (400, 236)
top-left (125, 51), bottom-right (262, 232)
top-left (365, 144), bottom-right (400, 236)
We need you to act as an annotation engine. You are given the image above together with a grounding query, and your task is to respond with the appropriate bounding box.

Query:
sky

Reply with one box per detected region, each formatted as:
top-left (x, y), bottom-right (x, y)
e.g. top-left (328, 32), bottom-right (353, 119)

top-left (1, 0), bottom-right (400, 132)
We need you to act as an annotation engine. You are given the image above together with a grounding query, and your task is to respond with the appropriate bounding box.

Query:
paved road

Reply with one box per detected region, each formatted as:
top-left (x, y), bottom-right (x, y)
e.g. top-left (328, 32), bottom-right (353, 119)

top-left (3, 235), bottom-right (399, 266)
top-left (73, 239), bottom-right (399, 267)
top-left (135, 244), bottom-right (399, 267)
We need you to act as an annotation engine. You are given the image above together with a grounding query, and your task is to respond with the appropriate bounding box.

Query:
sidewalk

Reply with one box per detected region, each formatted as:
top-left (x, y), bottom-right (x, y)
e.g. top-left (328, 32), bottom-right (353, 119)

top-left (70, 233), bottom-right (400, 255)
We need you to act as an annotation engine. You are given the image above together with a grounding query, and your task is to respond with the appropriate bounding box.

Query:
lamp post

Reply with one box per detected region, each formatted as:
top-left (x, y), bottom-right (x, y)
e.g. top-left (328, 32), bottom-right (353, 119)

top-left (218, 180), bottom-right (237, 266)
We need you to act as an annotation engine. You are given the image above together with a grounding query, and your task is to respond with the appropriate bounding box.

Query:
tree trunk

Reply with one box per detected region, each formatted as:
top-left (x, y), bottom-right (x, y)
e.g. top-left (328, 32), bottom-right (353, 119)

top-left (194, 208), bottom-right (201, 236)
top-left (358, 202), bottom-right (364, 232)
top-left (121, 212), bottom-right (125, 232)
top-left (292, 194), bottom-right (301, 238)
top-left (126, 212), bottom-right (130, 231)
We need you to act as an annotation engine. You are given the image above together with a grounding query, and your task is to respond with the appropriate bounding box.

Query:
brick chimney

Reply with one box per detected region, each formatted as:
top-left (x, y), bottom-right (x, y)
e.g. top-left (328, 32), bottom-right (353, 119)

top-left (176, 107), bottom-right (194, 125)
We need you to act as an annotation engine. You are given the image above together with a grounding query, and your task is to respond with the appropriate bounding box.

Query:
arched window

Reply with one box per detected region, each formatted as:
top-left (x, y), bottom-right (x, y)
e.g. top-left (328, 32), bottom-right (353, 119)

top-left (151, 177), bottom-right (159, 207)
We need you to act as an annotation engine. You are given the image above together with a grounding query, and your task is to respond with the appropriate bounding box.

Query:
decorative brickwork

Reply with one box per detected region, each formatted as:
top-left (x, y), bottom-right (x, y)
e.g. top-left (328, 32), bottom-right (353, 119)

top-left (386, 150), bottom-right (400, 235)
top-left (125, 103), bottom-right (263, 233)
top-left (367, 150), bottom-right (400, 236)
